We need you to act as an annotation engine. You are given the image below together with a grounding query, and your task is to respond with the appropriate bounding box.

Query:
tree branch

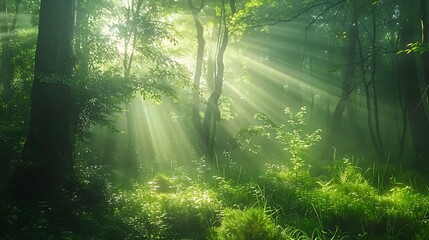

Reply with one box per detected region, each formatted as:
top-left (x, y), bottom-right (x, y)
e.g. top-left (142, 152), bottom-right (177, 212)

top-left (236, 0), bottom-right (348, 32)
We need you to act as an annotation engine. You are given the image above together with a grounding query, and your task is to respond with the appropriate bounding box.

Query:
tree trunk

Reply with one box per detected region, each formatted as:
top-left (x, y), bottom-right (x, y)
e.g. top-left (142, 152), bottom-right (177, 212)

top-left (396, 55), bottom-right (407, 156)
top-left (188, 0), bottom-right (205, 143)
top-left (356, 7), bottom-right (383, 159)
top-left (206, 11), bottom-right (219, 92)
top-left (202, 0), bottom-right (231, 160)
top-left (10, 0), bottom-right (76, 202)
top-left (325, 22), bottom-right (357, 152)
top-left (399, 0), bottom-right (429, 169)
top-left (188, 0), bottom-right (206, 156)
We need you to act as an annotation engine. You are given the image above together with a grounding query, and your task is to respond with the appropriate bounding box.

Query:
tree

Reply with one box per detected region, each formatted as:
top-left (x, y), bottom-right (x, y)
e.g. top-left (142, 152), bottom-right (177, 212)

top-left (10, 0), bottom-right (76, 201)
top-left (356, 3), bottom-right (384, 159)
top-left (398, 0), bottom-right (429, 169)
top-left (186, 0), bottom-right (236, 160)
top-left (188, 0), bottom-right (205, 147)
top-left (326, 21), bottom-right (358, 153)
top-left (201, 0), bottom-right (237, 160)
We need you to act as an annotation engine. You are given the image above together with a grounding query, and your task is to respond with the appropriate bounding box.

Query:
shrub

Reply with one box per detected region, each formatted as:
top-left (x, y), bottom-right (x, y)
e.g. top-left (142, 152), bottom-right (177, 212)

top-left (214, 176), bottom-right (258, 208)
top-left (111, 176), bottom-right (221, 240)
top-left (159, 185), bottom-right (220, 240)
top-left (234, 106), bottom-right (321, 186)
top-left (212, 208), bottom-right (283, 240)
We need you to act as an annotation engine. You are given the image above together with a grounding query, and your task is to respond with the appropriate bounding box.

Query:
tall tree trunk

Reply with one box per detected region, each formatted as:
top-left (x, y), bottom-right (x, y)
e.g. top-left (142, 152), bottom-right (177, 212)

top-left (10, 0), bottom-right (76, 202)
top-left (356, 7), bottom-right (383, 159)
top-left (396, 55), bottom-right (407, 156)
top-left (122, 1), bottom-right (143, 176)
top-left (206, 11), bottom-right (219, 92)
top-left (202, 0), bottom-right (233, 160)
top-left (370, 8), bottom-right (383, 158)
top-left (399, 0), bottom-right (429, 169)
top-left (325, 22), bottom-right (357, 152)
top-left (189, 0), bottom-right (205, 143)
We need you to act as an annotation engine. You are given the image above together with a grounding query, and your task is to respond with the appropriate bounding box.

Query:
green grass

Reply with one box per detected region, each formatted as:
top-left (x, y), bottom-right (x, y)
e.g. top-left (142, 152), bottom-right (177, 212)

top-left (2, 108), bottom-right (429, 239)
top-left (2, 155), bottom-right (429, 239)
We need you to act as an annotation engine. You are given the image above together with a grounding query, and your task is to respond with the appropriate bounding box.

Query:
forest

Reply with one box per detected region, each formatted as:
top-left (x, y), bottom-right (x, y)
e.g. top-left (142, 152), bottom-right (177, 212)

top-left (1, 0), bottom-right (429, 239)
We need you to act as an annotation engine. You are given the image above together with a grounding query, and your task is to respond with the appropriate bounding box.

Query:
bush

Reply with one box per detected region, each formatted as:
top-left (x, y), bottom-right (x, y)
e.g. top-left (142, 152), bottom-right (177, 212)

top-left (212, 208), bottom-right (283, 240)
top-left (111, 174), bottom-right (221, 240)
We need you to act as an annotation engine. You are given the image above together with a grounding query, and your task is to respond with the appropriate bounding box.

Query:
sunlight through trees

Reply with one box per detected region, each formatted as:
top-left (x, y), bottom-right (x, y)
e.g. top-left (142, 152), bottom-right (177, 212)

top-left (1, 0), bottom-right (429, 239)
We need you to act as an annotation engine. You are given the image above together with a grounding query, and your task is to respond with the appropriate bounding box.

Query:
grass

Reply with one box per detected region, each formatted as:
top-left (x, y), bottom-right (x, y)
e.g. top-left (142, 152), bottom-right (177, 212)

top-left (2, 154), bottom-right (429, 239)
top-left (2, 108), bottom-right (429, 239)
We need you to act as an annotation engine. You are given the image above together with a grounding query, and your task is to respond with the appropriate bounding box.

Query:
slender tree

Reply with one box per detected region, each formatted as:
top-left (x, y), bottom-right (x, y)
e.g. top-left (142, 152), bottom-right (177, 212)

top-left (202, 0), bottom-right (236, 160)
top-left (399, 0), bottom-right (429, 169)
top-left (206, 10), bottom-right (219, 92)
top-left (356, 6), bottom-right (384, 159)
top-left (325, 21), bottom-right (358, 151)
top-left (188, 0), bottom-right (205, 148)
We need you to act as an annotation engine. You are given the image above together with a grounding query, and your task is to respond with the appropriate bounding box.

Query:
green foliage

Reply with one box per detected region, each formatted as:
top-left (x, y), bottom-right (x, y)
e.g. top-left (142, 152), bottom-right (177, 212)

top-left (10, 29), bottom-right (37, 80)
top-left (233, 125), bottom-right (269, 154)
top-left (110, 174), bottom-right (221, 240)
top-left (219, 97), bottom-right (235, 121)
top-left (3, 155), bottom-right (429, 239)
top-left (277, 107), bottom-right (320, 163)
top-left (230, 0), bottom-right (321, 35)
top-left (281, 225), bottom-right (311, 240)
top-left (71, 69), bottom-right (133, 139)
top-left (269, 107), bottom-right (321, 171)
top-left (398, 42), bottom-right (429, 54)
top-left (296, 159), bottom-right (429, 238)
top-left (214, 176), bottom-right (262, 208)
top-left (111, 188), bottom-right (167, 239)
top-left (147, 174), bottom-right (175, 193)
top-left (380, 185), bottom-right (429, 235)
top-left (21, 0), bottom-right (41, 26)
top-left (264, 163), bottom-right (314, 189)
top-left (159, 186), bottom-right (220, 239)
top-left (332, 158), bottom-right (373, 189)
top-left (0, 28), bottom-right (37, 128)
top-left (211, 208), bottom-right (283, 240)
top-left (236, 106), bottom-right (321, 174)
top-left (74, 162), bottom-right (113, 207)
top-left (258, 154), bottom-right (429, 239)
top-left (3, 1), bottom-right (429, 240)
top-left (69, 0), bottom-right (191, 141)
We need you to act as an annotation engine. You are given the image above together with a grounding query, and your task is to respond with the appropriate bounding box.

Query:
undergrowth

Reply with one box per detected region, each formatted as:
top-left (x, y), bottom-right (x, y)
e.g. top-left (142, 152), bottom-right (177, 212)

top-left (2, 107), bottom-right (429, 239)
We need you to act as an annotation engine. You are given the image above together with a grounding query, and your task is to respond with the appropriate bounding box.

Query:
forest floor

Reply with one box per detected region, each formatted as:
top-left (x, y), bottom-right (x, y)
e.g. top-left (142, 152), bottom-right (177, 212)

top-left (1, 152), bottom-right (429, 240)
